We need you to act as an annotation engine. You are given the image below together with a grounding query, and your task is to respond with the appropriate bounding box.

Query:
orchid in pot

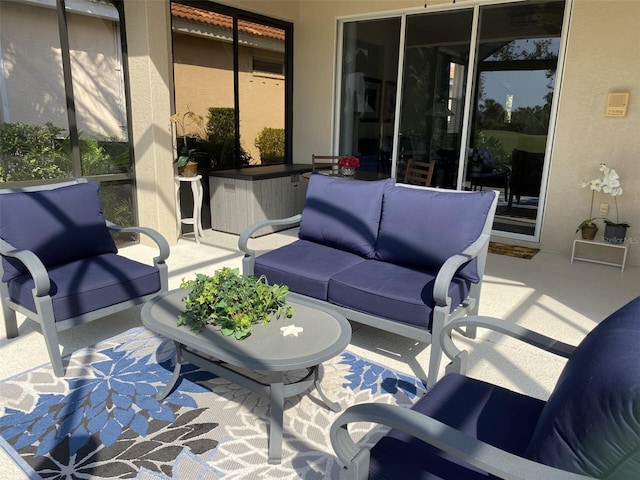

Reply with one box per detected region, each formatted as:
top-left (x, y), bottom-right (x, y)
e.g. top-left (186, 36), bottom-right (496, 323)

top-left (577, 164), bottom-right (629, 242)
top-left (599, 164), bottom-right (629, 244)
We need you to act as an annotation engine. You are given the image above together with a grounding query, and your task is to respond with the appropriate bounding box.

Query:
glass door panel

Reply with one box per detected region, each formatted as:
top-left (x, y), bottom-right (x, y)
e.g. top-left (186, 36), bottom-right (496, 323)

top-left (397, 10), bottom-right (473, 188)
top-left (469, 1), bottom-right (565, 236)
top-left (0, 0), bottom-right (72, 182)
top-left (339, 18), bottom-right (401, 176)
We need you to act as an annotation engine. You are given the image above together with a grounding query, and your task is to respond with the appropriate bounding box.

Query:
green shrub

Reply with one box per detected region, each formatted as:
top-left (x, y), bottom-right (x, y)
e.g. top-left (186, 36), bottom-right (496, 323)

top-left (254, 127), bottom-right (284, 164)
top-left (206, 108), bottom-right (251, 168)
top-left (0, 122), bottom-right (72, 182)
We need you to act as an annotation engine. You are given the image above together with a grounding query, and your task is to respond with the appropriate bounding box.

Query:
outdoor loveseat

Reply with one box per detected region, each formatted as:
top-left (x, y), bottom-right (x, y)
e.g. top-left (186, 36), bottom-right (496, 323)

top-left (239, 173), bottom-right (498, 387)
top-left (330, 296), bottom-right (640, 479)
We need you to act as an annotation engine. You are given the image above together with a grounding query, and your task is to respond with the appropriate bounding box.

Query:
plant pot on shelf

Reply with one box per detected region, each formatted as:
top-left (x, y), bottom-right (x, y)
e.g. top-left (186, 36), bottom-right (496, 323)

top-left (580, 224), bottom-right (598, 240)
top-left (604, 224), bottom-right (628, 245)
top-left (180, 161), bottom-right (199, 177)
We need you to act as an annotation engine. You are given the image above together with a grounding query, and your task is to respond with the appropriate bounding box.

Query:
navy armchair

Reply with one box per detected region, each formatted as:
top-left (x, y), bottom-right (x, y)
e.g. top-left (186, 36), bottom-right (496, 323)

top-left (0, 179), bottom-right (169, 376)
top-left (331, 297), bottom-right (640, 479)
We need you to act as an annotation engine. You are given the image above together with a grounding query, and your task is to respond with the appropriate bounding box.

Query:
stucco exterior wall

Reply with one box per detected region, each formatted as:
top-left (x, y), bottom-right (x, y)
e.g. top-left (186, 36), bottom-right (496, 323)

top-left (543, 0), bottom-right (640, 266)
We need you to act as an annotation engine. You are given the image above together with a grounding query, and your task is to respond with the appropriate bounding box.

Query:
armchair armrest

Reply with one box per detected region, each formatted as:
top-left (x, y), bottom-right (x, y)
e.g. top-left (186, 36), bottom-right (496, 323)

top-left (0, 238), bottom-right (50, 296)
top-left (106, 222), bottom-right (170, 266)
top-left (238, 214), bottom-right (301, 275)
top-left (330, 403), bottom-right (594, 480)
top-left (440, 315), bottom-right (577, 375)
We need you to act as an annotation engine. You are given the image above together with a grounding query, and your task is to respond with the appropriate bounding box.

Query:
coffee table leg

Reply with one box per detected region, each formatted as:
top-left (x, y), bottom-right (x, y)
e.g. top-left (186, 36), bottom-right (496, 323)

top-left (314, 364), bottom-right (341, 412)
top-left (156, 341), bottom-right (183, 401)
top-left (268, 372), bottom-right (285, 464)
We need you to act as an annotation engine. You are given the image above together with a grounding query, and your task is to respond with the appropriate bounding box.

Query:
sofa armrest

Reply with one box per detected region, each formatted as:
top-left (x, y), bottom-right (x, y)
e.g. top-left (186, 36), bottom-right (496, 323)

top-left (330, 403), bottom-right (594, 480)
top-left (433, 233), bottom-right (488, 307)
top-left (106, 222), bottom-right (170, 266)
top-left (238, 214), bottom-right (301, 275)
top-left (440, 315), bottom-right (577, 375)
top-left (0, 238), bottom-right (51, 296)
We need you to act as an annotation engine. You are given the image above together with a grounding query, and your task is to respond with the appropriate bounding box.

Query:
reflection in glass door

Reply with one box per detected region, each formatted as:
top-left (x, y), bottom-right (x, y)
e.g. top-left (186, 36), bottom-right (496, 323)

top-left (338, 0), bottom-right (567, 239)
top-left (467, 1), bottom-right (565, 236)
top-left (397, 10), bottom-right (473, 188)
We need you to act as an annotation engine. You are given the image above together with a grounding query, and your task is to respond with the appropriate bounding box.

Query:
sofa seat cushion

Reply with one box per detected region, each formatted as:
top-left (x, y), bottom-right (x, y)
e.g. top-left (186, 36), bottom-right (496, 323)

top-left (0, 181), bottom-right (117, 282)
top-left (7, 253), bottom-right (161, 322)
top-left (524, 296), bottom-right (640, 478)
top-left (375, 186), bottom-right (495, 282)
top-left (369, 373), bottom-right (546, 480)
top-left (254, 239), bottom-right (366, 300)
top-left (298, 174), bottom-right (394, 258)
top-left (327, 260), bottom-right (471, 329)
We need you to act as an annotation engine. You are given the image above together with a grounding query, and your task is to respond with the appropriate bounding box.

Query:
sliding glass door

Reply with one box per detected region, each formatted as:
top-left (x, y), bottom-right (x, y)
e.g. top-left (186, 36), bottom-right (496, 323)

top-left (398, 10), bottom-right (473, 188)
top-left (337, 0), bottom-right (566, 240)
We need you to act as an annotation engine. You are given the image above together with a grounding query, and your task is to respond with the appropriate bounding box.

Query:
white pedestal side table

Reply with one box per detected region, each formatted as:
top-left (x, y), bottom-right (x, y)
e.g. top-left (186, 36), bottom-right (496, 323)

top-left (175, 175), bottom-right (204, 243)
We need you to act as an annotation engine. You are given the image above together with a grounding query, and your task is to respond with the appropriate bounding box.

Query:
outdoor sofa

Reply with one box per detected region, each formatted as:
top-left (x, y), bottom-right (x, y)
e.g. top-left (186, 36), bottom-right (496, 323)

top-left (239, 173), bottom-right (498, 387)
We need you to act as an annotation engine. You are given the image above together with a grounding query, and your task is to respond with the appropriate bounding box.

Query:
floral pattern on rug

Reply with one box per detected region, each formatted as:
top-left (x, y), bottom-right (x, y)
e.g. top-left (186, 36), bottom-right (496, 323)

top-left (0, 327), bottom-right (426, 479)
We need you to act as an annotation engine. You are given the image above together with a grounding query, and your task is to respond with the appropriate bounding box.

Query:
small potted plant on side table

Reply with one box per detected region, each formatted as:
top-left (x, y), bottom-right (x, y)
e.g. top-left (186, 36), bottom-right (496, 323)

top-left (171, 106), bottom-right (204, 177)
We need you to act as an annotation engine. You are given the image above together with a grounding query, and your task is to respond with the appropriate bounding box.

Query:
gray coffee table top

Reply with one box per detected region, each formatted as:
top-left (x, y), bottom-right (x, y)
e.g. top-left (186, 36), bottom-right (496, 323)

top-left (141, 288), bottom-right (351, 371)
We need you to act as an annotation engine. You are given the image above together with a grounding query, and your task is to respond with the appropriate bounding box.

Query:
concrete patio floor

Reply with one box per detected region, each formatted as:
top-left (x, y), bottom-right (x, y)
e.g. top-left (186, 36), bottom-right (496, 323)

top-left (1, 228), bottom-right (639, 478)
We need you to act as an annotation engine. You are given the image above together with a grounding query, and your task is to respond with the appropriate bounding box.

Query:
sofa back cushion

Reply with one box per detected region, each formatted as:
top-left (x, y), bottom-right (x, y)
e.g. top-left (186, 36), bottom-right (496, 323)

top-left (0, 181), bottom-right (117, 282)
top-left (375, 186), bottom-right (495, 282)
top-left (299, 174), bottom-right (394, 258)
top-left (525, 297), bottom-right (640, 478)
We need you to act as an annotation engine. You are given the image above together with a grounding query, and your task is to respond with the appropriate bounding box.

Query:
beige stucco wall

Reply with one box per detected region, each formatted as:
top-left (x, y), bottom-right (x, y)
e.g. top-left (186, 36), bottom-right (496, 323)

top-left (542, 0), bottom-right (640, 266)
top-left (127, 0), bottom-right (640, 266)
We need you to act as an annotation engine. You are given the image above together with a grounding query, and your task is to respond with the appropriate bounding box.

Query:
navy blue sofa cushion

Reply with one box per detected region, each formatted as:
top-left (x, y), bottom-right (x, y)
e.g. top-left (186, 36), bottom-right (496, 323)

top-left (254, 239), bottom-right (366, 300)
top-left (298, 174), bottom-right (394, 258)
top-left (375, 187), bottom-right (495, 282)
top-left (524, 296), bottom-right (640, 478)
top-left (328, 261), bottom-right (471, 329)
top-left (7, 254), bottom-right (161, 321)
top-left (0, 182), bottom-right (117, 282)
top-left (369, 373), bottom-right (546, 479)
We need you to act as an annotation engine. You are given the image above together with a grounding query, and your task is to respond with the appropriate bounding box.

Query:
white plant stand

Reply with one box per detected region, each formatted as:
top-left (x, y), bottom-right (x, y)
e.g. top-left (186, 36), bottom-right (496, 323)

top-left (571, 239), bottom-right (627, 272)
top-left (175, 175), bottom-right (204, 243)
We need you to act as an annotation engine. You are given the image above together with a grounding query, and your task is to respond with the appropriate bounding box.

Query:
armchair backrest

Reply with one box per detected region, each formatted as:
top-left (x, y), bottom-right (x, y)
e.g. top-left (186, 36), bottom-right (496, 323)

top-left (0, 180), bottom-right (117, 282)
top-left (525, 297), bottom-right (640, 478)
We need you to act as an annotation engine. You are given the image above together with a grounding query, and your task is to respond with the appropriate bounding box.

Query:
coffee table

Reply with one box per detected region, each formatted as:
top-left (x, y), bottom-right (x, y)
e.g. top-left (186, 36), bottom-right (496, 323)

top-left (141, 288), bottom-right (351, 464)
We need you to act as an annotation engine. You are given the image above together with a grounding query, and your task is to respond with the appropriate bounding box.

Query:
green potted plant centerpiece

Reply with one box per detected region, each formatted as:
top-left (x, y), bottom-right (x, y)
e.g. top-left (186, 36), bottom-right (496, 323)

top-left (177, 267), bottom-right (293, 339)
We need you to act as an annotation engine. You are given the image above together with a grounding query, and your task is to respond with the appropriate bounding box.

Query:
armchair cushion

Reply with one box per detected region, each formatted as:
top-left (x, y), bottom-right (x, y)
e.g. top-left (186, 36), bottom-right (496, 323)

top-left (525, 297), bottom-right (640, 478)
top-left (7, 254), bottom-right (161, 321)
top-left (369, 373), bottom-right (546, 479)
top-left (375, 187), bottom-right (495, 282)
top-left (298, 174), bottom-right (393, 258)
top-left (0, 182), bottom-right (117, 282)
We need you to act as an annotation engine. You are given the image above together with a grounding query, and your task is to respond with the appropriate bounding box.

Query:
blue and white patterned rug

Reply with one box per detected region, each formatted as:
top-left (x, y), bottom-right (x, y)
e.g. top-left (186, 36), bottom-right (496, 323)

top-left (0, 327), bottom-right (426, 479)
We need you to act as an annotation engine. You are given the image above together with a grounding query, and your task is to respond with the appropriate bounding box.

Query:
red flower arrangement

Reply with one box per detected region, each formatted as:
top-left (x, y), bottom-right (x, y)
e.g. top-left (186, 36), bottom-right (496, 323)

top-left (338, 156), bottom-right (360, 168)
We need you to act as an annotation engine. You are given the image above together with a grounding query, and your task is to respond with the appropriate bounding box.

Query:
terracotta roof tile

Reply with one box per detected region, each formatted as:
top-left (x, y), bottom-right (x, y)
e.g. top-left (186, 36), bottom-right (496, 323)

top-left (171, 4), bottom-right (285, 41)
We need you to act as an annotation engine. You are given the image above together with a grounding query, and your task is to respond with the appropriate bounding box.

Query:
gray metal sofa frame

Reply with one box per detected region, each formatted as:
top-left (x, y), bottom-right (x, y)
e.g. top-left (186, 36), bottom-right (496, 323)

top-left (0, 178), bottom-right (170, 376)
